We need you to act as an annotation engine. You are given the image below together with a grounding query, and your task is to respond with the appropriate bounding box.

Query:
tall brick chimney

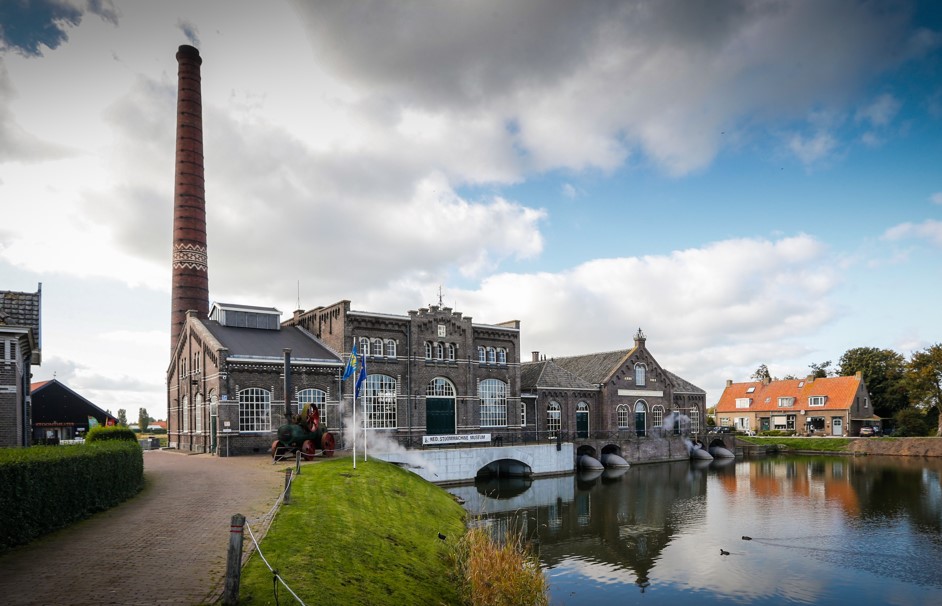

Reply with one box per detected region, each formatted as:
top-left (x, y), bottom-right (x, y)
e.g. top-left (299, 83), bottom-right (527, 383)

top-left (170, 45), bottom-right (209, 350)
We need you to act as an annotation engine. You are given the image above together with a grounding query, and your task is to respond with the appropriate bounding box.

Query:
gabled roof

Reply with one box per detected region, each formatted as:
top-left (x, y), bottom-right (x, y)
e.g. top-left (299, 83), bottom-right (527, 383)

top-left (0, 285), bottom-right (41, 362)
top-left (30, 379), bottom-right (116, 422)
top-left (551, 349), bottom-right (632, 385)
top-left (521, 360), bottom-right (596, 391)
top-left (715, 375), bottom-right (864, 413)
top-left (664, 370), bottom-right (707, 395)
top-left (198, 319), bottom-right (341, 364)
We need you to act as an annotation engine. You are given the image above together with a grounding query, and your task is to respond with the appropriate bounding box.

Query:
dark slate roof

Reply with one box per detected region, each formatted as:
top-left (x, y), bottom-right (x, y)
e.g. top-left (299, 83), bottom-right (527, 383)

top-left (31, 379), bottom-right (116, 422)
top-left (551, 349), bottom-right (633, 385)
top-left (664, 369), bottom-right (707, 395)
top-left (0, 287), bottom-right (41, 335)
top-left (199, 320), bottom-right (341, 363)
top-left (520, 360), bottom-right (597, 391)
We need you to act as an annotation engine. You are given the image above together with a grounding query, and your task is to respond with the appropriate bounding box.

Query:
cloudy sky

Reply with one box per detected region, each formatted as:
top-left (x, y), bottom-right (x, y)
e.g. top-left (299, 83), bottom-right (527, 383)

top-left (2, 0), bottom-right (940, 420)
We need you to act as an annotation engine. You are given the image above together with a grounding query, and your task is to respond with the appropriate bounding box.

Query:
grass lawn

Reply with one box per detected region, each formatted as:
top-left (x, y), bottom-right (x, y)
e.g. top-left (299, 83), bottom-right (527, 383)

top-left (737, 436), bottom-right (854, 452)
top-left (239, 457), bottom-right (467, 606)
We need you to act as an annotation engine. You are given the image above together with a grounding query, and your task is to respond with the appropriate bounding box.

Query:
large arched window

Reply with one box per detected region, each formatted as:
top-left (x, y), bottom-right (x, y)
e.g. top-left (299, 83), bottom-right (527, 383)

top-left (298, 388), bottom-right (327, 428)
top-left (635, 363), bottom-right (647, 386)
top-left (547, 401), bottom-right (561, 439)
top-left (363, 374), bottom-right (398, 428)
top-left (634, 400), bottom-right (647, 437)
top-left (194, 393), bottom-right (203, 434)
top-left (385, 339), bottom-right (397, 358)
top-left (652, 404), bottom-right (665, 431)
top-left (616, 404), bottom-right (630, 429)
top-left (182, 395), bottom-right (189, 433)
top-left (479, 379), bottom-right (508, 427)
top-left (690, 407), bottom-right (700, 434)
top-left (239, 387), bottom-right (271, 432)
top-left (427, 377), bottom-right (455, 397)
top-left (575, 402), bottom-right (589, 438)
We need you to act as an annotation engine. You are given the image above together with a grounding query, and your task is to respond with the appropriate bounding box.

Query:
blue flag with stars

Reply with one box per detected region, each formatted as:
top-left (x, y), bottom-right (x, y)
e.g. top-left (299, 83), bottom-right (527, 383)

top-left (342, 342), bottom-right (359, 381)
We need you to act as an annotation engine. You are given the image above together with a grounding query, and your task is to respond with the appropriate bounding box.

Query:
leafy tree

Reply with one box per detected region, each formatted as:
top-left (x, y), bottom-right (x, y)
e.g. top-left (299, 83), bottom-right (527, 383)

top-left (808, 360), bottom-right (834, 378)
top-left (751, 364), bottom-right (772, 382)
top-left (838, 347), bottom-right (909, 419)
top-left (117, 408), bottom-right (128, 426)
top-left (138, 408), bottom-right (151, 432)
top-left (906, 344), bottom-right (942, 437)
top-left (892, 408), bottom-right (930, 437)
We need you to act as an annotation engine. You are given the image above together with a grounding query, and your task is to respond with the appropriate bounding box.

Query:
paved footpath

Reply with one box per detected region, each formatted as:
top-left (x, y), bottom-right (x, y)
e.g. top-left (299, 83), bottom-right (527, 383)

top-left (0, 450), bottom-right (287, 606)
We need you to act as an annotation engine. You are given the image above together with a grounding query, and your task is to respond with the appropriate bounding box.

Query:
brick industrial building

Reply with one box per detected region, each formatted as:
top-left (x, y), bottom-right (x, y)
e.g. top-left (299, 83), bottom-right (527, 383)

top-left (0, 285), bottom-right (42, 448)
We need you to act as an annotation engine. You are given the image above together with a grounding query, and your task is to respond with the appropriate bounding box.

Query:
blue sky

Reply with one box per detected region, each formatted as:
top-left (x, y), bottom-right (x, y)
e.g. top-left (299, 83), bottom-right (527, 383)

top-left (1, 1), bottom-right (940, 419)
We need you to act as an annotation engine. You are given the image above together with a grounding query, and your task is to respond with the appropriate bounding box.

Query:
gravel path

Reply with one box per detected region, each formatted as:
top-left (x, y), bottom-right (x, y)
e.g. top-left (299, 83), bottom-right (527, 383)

top-left (0, 450), bottom-right (286, 605)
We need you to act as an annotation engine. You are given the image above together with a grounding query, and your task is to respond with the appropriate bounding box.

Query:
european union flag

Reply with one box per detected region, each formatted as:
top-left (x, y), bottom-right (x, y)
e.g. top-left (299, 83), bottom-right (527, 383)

top-left (342, 342), bottom-right (359, 381)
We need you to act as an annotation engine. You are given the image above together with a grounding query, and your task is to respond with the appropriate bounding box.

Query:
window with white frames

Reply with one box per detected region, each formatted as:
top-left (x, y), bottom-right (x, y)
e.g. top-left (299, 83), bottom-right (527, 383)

top-left (239, 388), bottom-right (271, 432)
top-left (487, 347), bottom-right (496, 364)
top-left (385, 339), bottom-right (397, 358)
top-left (497, 348), bottom-right (507, 364)
top-left (690, 407), bottom-right (700, 433)
top-left (360, 337), bottom-right (370, 356)
top-left (778, 397), bottom-right (795, 407)
top-left (435, 342), bottom-right (444, 360)
top-left (479, 379), bottom-right (508, 427)
top-left (372, 338), bottom-right (383, 357)
top-left (478, 346), bottom-right (486, 363)
top-left (363, 375), bottom-right (397, 428)
top-left (808, 396), bottom-right (826, 407)
top-left (635, 363), bottom-right (646, 386)
top-left (547, 401), bottom-right (561, 438)
top-left (182, 395), bottom-right (189, 433)
top-left (520, 401), bottom-right (526, 426)
top-left (424, 342), bottom-right (432, 359)
top-left (446, 343), bottom-right (456, 361)
top-left (298, 388), bottom-right (327, 428)
top-left (652, 404), bottom-right (664, 430)
top-left (617, 404), bottom-right (630, 428)
top-left (194, 393), bottom-right (203, 434)
top-left (736, 398), bottom-right (751, 408)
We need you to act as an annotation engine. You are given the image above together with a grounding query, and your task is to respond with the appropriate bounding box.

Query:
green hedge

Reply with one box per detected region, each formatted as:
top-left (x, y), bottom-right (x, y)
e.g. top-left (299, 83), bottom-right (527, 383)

top-left (86, 425), bottom-right (138, 443)
top-left (0, 441), bottom-right (144, 551)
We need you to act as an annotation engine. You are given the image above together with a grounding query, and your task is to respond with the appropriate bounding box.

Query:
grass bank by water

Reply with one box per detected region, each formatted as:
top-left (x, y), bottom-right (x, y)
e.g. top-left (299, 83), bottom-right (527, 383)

top-left (239, 457), bottom-right (467, 605)
top-left (737, 436), bottom-right (854, 452)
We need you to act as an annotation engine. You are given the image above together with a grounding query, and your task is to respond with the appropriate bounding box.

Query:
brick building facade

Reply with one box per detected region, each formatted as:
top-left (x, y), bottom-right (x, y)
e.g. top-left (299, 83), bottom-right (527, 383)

top-left (0, 285), bottom-right (42, 448)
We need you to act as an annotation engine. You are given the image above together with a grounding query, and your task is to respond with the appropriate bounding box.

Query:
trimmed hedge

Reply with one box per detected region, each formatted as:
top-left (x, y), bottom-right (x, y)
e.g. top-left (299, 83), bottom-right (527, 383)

top-left (86, 425), bottom-right (138, 443)
top-left (0, 441), bottom-right (144, 551)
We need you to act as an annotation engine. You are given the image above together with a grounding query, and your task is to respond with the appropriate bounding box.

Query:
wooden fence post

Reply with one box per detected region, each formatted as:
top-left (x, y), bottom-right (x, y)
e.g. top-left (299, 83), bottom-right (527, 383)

top-left (284, 467), bottom-right (293, 504)
top-left (222, 513), bottom-right (245, 606)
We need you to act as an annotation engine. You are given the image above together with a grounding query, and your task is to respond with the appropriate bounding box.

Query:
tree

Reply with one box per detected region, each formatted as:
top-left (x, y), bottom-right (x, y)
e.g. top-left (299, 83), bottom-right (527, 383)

top-left (838, 347), bottom-right (909, 419)
top-left (117, 408), bottom-right (128, 426)
top-left (892, 408), bottom-right (930, 437)
top-left (138, 408), bottom-right (151, 431)
top-left (905, 344), bottom-right (942, 437)
top-left (808, 360), bottom-right (834, 378)
top-left (751, 364), bottom-right (772, 382)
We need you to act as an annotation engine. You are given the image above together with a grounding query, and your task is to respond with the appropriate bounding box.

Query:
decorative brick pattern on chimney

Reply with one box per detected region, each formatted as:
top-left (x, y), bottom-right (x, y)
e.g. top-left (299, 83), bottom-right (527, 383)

top-left (170, 45), bottom-right (209, 350)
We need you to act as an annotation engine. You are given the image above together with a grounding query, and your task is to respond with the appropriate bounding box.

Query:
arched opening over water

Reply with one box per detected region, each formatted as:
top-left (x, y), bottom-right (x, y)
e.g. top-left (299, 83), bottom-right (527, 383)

top-left (476, 458), bottom-right (532, 479)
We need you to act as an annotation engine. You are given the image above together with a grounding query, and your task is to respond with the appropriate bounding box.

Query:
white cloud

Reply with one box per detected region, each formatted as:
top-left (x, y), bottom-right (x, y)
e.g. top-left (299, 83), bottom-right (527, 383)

top-left (883, 220), bottom-right (942, 247)
top-left (856, 93), bottom-right (901, 127)
top-left (787, 131), bottom-right (838, 166)
top-left (931, 192), bottom-right (942, 205)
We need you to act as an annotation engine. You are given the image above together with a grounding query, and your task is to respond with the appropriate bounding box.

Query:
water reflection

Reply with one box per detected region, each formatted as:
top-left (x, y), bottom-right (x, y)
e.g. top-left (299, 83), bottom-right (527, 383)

top-left (451, 455), bottom-right (942, 605)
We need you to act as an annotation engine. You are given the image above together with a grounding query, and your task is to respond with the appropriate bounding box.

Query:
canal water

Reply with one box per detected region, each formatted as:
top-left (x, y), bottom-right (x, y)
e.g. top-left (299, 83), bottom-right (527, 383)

top-left (448, 455), bottom-right (942, 606)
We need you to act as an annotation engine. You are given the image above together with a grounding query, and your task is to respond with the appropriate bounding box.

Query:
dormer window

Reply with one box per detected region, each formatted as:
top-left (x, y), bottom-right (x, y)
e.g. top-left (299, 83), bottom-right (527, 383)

top-left (778, 397), bottom-right (795, 408)
top-left (809, 396), bottom-right (826, 407)
top-left (735, 398), bottom-right (751, 408)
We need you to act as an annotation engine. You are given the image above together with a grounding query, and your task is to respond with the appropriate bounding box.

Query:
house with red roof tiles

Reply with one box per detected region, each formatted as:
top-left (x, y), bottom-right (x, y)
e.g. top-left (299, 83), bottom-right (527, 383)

top-left (714, 373), bottom-right (880, 437)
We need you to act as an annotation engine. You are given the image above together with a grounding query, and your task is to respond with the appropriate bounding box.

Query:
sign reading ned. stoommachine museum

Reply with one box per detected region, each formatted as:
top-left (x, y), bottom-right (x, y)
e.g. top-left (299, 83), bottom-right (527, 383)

top-left (422, 433), bottom-right (491, 445)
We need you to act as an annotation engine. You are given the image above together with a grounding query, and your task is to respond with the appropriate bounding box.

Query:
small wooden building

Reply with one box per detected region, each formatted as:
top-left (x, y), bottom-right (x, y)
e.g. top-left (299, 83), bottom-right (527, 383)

top-left (31, 379), bottom-right (116, 443)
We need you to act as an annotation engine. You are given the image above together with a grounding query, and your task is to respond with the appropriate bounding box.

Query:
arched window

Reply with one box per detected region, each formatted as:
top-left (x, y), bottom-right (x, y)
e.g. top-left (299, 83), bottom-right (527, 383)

top-left (424, 342), bottom-right (432, 360)
top-left (634, 400), bottom-right (647, 437)
top-left (497, 348), bottom-right (507, 364)
top-left (635, 363), bottom-right (646, 386)
top-left (487, 347), bottom-right (496, 364)
top-left (547, 401), bottom-right (561, 439)
top-left (372, 338), bottom-right (384, 357)
top-left (446, 343), bottom-right (456, 361)
top-left (690, 407), bottom-right (700, 433)
top-left (360, 337), bottom-right (370, 356)
top-left (479, 379), bottom-right (508, 427)
top-left (427, 377), bottom-right (455, 397)
top-left (182, 395), bottom-right (189, 433)
top-left (385, 339), bottom-right (397, 358)
top-left (435, 342), bottom-right (444, 360)
top-left (617, 404), bottom-right (630, 429)
top-left (477, 346), bottom-right (486, 363)
top-left (194, 393), bottom-right (203, 434)
top-left (652, 404), bottom-right (665, 431)
top-left (363, 374), bottom-right (397, 428)
top-left (298, 388), bottom-right (327, 429)
top-left (239, 387), bottom-right (271, 432)
top-left (575, 401), bottom-right (589, 438)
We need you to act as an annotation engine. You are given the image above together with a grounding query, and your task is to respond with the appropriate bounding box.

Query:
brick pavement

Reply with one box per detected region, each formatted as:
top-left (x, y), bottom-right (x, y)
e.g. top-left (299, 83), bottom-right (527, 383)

top-left (0, 450), bottom-right (288, 605)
